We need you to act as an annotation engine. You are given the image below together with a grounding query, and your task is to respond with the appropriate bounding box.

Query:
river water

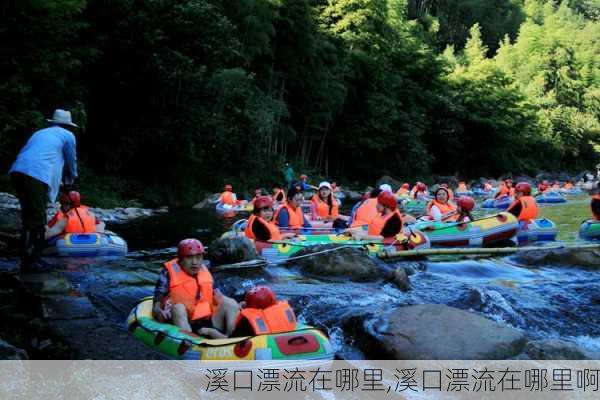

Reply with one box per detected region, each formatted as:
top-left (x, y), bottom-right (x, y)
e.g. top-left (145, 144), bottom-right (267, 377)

top-left (2, 194), bottom-right (598, 359)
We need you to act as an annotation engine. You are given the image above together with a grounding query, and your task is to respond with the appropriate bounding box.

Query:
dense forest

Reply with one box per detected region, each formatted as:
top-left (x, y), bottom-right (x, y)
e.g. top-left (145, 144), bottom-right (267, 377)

top-left (0, 0), bottom-right (598, 206)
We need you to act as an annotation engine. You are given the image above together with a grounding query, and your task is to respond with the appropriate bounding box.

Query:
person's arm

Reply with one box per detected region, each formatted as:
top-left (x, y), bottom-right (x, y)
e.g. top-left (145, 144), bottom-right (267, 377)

top-left (62, 132), bottom-right (78, 185)
top-left (430, 205), bottom-right (442, 222)
top-left (277, 208), bottom-right (290, 228)
top-left (152, 269), bottom-right (172, 321)
top-left (45, 218), bottom-right (67, 239)
top-left (310, 201), bottom-right (319, 220)
top-left (507, 201), bottom-right (522, 218)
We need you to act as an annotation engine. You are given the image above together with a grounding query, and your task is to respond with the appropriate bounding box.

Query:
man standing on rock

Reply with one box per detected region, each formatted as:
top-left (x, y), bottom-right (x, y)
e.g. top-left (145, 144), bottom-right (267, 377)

top-left (8, 109), bottom-right (78, 271)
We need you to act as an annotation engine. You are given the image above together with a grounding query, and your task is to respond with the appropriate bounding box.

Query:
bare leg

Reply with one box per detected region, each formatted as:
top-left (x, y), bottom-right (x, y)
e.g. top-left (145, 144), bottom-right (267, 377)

top-left (211, 296), bottom-right (240, 337)
top-left (171, 303), bottom-right (192, 332)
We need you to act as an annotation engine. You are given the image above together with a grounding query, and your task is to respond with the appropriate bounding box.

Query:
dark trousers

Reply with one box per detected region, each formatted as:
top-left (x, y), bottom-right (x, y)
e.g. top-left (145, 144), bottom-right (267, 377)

top-left (10, 172), bottom-right (49, 267)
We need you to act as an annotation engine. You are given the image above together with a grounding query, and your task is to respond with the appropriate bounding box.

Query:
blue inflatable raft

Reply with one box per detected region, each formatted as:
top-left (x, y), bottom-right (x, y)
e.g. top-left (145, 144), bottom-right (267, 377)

top-left (44, 232), bottom-right (128, 257)
top-left (516, 219), bottom-right (558, 244)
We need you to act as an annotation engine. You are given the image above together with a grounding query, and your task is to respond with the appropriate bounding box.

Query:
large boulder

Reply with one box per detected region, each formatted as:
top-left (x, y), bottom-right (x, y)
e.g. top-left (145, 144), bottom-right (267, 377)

top-left (514, 248), bottom-right (600, 269)
top-left (525, 339), bottom-right (587, 360)
top-left (294, 245), bottom-right (380, 281)
top-left (207, 236), bottom-right (259, 266)
top-left (193, 193), bottom-right (221, 209)
top-left (373, 304), bottom-right (526, 359)
top-left (0, 208), bottom-right (20, 233)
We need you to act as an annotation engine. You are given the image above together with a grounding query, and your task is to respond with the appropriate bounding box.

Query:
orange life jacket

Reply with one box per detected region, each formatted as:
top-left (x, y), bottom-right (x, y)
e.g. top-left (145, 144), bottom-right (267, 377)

top-left (219, 191), bottom-right (239, 206)
top-left (507, 196), bottom-right (538, 221)
top-left (496, 184), bottom-right (509, 198)
top-left (592, 194), bottom-right (600, 220)
top-left (368, 210), bottom-right (403, 237)
top-left (64, 206), bottom-right (97, 234)
top-left (351, 198), bottom-right (379, 228)
top-left (163, 258), bottom-right (213, 321)
top-left (311, 194), bottom-right (339, 219)
top-left (48, 210), bottom-right (65, 228)
top-left (245, 215), bottom-right (282, 241)
top-left (427, 200), bottom-right (458, 222)
top-left (234, 300), bottom-right (297, 335)
top-left (274, 202), bottom-right (305, 229)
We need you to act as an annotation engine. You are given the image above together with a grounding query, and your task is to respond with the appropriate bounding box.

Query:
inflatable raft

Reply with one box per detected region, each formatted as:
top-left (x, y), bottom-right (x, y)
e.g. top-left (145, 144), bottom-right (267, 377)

top-left (560, 188), bottom-right (582, 196)
top-left (536, 192), bottom-right (567, 204)
top-left (43, 232), bottom-right (127, 257)
top-left (412, 212), bottom-right (518, 247)
top-left (216, 203), bottom-right (253, 213)
top-left (454, 190), bottom-right (474, 197)
top-left (254, 230), bottom-right (430, 264)
top-left (127, 297), bottom-right (334, 361)
top-left (473, 188), bottom-right (494, 196)
top-left (579, 219), bottom-right (600, 240)
top-left (398, 199), bottom-right (429, 212)
top-left (482, 196), bottom-right (512, 210)
top-left (516, 219), bottom-right (558, 244)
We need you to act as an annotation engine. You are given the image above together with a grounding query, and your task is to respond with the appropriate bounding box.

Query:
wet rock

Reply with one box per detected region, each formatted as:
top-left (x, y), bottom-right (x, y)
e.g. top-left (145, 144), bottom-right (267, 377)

top-left (207, 236), bottom-right (259, 266)
top-left (0, 338), bottom-right (28, 360)
top-left (525, 340), bottom-right (586, 360)
top-left (294, 245), bottom-right (380, 281)
top-left (0, 208), bottom-right (20, 233)
top-left (514, 248), bottom-right (600, 269)
top-left (376, 176), bottom-right (401, 191)
top-left (342, 190), bottom-right (364, 202)
top-left (193, 193), bottom-right (221, 209)
top-left (374, 304), bottom-right (526, 359)
top-left (42, 295), bottom-right (97, 320)
top-left (390, 267), bottom-right (410, 291)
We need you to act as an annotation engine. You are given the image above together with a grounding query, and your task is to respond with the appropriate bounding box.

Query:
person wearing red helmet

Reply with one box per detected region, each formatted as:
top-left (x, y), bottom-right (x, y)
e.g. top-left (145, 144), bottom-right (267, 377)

top-left (245, 196), bottom-right (296, 241)
top-left (507, 182), bottom-right (538, 221)
top-left (153, 238), bottom-right (241, 339)
top-left (427, 187), bottom-right (458, 222)
top-left (232, 286), bottom-right (297, 336)
top-left (44, 191), bottom-right (105, 239)
top-left (412, 182), bottom-right (428, 200)
top-left (455, 196), bottom-right (475, 222)
top-left (218, 184), bottom-right (246, 207)
top-left (298, 174), bottom-right (318, 191)
top-left (347, 191), bottom-right (403, 240)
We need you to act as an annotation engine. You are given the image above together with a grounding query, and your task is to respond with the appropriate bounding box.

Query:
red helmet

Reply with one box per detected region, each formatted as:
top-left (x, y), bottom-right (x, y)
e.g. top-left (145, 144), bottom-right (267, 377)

top-left (254, 195), bottom-right (273, 210)
top-left (177, 238), bottom-right (205, 258)
top-left (416, 182), bottom-right (427, 192)
top-left (224, 184), bottom-right (233, 191)
top-left (515, 182), bottom-right (532, 196)
top-left (456, 196), bottom-right (475, 211)
top-left (244, 286), bottom-right (276, 309)
top-left (377, 191), bottom-right (397, 210)
top-left (59, 191), bottom-right (81, 207)
top-left (300, 174), bottom-right (308, 180)
top-left (402, 183), bottom-right (409, 189)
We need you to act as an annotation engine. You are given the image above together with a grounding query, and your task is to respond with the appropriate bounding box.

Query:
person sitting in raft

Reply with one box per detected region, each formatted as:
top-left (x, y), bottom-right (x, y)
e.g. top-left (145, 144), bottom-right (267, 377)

top-left (299, 174), bottom-right (318, 191)
top-left (346, 191), bottom-right (403, 240)
top-left (274, 187), bottom-right (312, 229)
top-left (231, 286), bottom-right (297, 337)
top-left (153, 239), bottom-right (241, 339)
top-left (427, 187), bottom-right (458, 222)
top-left (537, 180), bottom-right (549, 194)
top-left (412, 182), bottom-right (428, 200)
top-left (252, 188), bottom-right (263, 202)
top-left (506, 182), bottom-right (538, 221)
top-left (494, 179), bottom-right (513, 199)
top-left (483, 181), bottom-right (493, 192)
top-left (349, 189), bottom-right (380, 228)
top-left (455, 196), bottom-right (475, 222)
top-left (218, 184), bottom-right (247, 206)
top-left (310, 181), bottom-right (339, 221)
top-left (563, 180), bottom-right (574, 190)
top-left (396, 183), bottom-right (410, 198)
top-left (590, 183), bottom-right (600, 221)
top-left (456, 181), bottom-right (468, 193)
top-left (271, 183), bottom-right (286, 204)
top-left (245, 196), bottom-right (296, 241)
top-left (44, 191), bottom-right (105, 239)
